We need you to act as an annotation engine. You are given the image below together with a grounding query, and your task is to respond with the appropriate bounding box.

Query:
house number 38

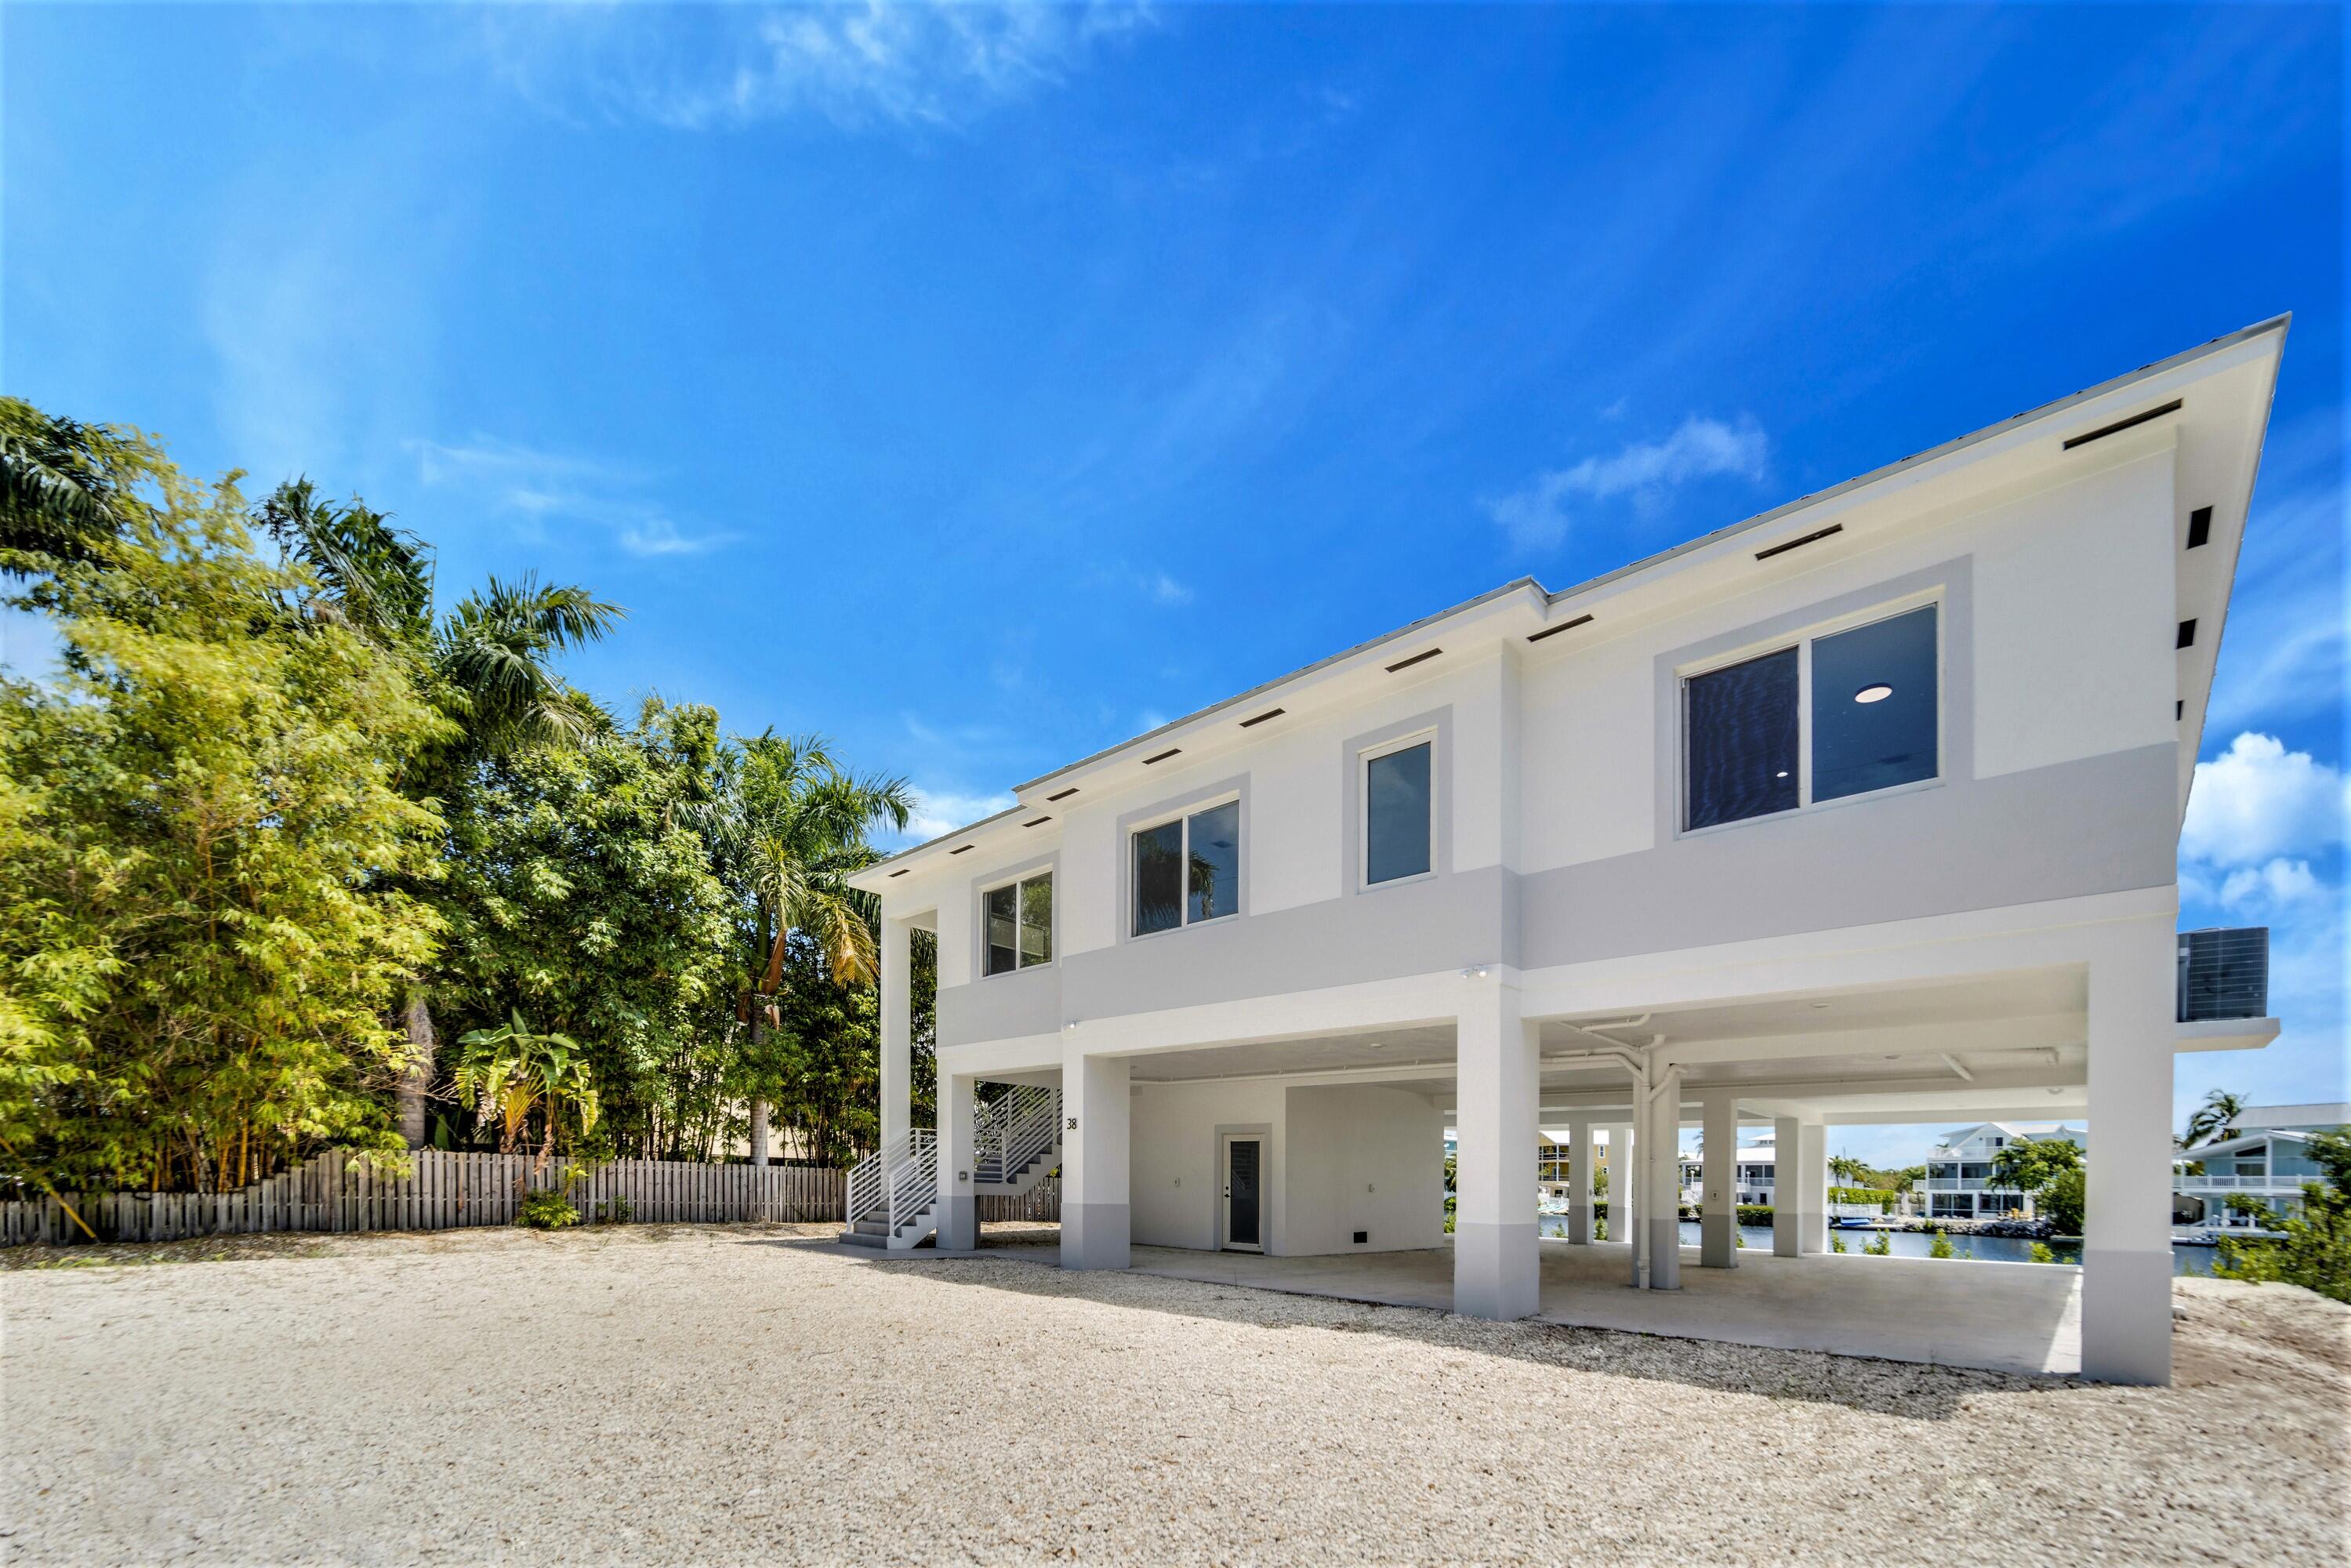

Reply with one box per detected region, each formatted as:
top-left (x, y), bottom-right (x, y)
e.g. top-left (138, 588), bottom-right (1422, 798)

top-left (1067, 1116), bottom-right (1079, 1131)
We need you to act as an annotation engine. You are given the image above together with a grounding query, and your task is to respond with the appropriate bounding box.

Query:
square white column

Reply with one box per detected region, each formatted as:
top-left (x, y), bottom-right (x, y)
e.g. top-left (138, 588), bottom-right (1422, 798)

top-left (1061, 1047), bottom-right (1130, 1272)
top-left (1645, 1070), bottom-right (1682, 1290)
top-left (1453, 979), bottom-right (1540, 1319)
top-left (879, 915), bottom-right (913, 1152)
top-left (936, 1069), bottom-right (978, 1251)
top-left (1603, 1121), bottom-right (1635, 1281)
top-left (1796, 1120), bottom-right (1828, 1254)
top-left (1566, 1117), bottom-right (1595, 1245)
top-left (1773, 1116), bottom-right (1803, 1258)
top-left (2082, 926), bottom-right (2179, 1385)
top-left (1700, 1094), bottom-right (1739, 1269)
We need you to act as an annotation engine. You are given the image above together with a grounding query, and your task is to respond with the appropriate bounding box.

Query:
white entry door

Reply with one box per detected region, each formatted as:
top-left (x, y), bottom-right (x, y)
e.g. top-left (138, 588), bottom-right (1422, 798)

top-left (1221, 1135), bottom-right (1263, 1252)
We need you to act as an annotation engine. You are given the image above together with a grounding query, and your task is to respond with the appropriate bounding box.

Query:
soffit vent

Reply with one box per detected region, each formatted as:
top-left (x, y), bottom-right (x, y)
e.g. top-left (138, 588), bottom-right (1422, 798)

top-left (1239, 706), bottom-right (1286, 727)
top-left (888, 868), bottom-right (910, 878)
top-left (949, 844), bottom-right (975, 855)
top-left (1023, 816), bottom-right (1052, 828)
top-left (2186, 506), bottom-right (2213, 549)
top-left (1141, 747), bottom-right (1181, 765)
top-left (2177, 619), bottom-right (2197, 649)
top-left (1527, 614), bottom-right (1594, 644)
top-left (1754, 524), bottom-right (1843, 562)
top-left (2063, 399), bottom-right (2182, 450)
top-left (1046, 787), bottom-right (1079, 801)
top-left (1384, 648), bottom-right (1442, 673)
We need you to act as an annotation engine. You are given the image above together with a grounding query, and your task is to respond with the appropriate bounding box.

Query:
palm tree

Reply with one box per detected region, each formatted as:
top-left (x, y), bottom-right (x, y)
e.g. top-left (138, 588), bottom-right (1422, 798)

top-left (1828, 1154), bottom-right (1871, 1188)
top-left (250, 481), bottom-right (622, 1145)
top-left (452, 1011), bottom-right (599, 1177)
top-left (2185, 1090), bottom-right (2248, 1149)
top-left (0, 398), bottom-right (132, 572)
top-left (706, 733), bottom-right (910, 1164)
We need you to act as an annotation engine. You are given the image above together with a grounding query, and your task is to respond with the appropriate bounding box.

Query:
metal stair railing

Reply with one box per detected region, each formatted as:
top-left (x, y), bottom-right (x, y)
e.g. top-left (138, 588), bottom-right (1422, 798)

top-left (974, 1085), bottom-right (1060, 1186)
top-left (845, 1129), bottom-right (939, 1236)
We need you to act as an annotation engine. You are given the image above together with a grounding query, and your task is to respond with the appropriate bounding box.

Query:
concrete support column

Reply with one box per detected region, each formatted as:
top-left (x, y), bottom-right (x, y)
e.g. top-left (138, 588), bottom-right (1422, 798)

top-left (1700, 1094), bottom-right (1739, 1269)
top-left (1453, 979), bottom-right (1540, 1319)
top-left (1566, 1117), bottom-right (1595, 1245)
top-left (1645, 1071), bottom-right (1683, 1290)
top-left (879, 915), bottom-right (913, 1152)
top-left (2083, 927), bottom-right (2180, 1385)
top-left (1603, 1122), bottom-right (1635, 1281)
top-left (1773, 1115), bottom-right (1802, 1258)
top-left (1061, 1048), bottom-right (1130, 1272)
top-left (1795, 1120), bottom-right (1828, 1254)
top-left (935, 1069), bottom-right (978, 1251)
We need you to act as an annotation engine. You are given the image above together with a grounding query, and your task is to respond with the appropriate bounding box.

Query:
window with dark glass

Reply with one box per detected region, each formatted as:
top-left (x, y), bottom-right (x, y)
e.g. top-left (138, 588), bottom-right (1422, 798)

top-left (1812, 605), bottom-right (1939, 802)
top-left (983, 872), bottom-right (1052, 976)
top-left (1132, 800), bottom-right (1240, 936)
top-left (1364, 739), bottom-right (1433, 885)
top-left (1684, 648), bottom-right (1799, 829)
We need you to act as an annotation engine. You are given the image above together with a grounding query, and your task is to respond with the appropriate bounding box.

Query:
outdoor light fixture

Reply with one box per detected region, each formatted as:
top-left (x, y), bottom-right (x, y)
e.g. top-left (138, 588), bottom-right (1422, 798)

top-left (1854, 683), bottom-right (1895, 704)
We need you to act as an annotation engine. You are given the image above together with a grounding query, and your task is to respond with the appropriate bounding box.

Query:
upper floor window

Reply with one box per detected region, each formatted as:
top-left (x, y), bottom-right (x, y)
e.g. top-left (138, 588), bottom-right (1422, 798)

top-left (1362, 735), bottom-right (1435, 886)
top-left (1683, 603), bottom-right (1939, 831)
top-left (1133, 800), bottom-right (1239, 936)
top-left (983, 872), bottom-right (1052, 976)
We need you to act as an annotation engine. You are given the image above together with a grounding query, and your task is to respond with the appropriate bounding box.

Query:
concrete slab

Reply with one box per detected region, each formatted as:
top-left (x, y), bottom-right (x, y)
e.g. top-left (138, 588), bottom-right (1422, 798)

top-left (1124, 1236), bottom-right (2083, 1376)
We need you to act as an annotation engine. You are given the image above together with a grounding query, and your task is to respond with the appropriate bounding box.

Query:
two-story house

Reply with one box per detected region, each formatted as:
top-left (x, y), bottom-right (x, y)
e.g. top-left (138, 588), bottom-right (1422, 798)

top-left (1917, 1122), bottom-right (2087, 1220)
top-left (2174, 1102), bottom-right (2349, 1231)
top-left (846, 318), bottom-right (2288, 1385)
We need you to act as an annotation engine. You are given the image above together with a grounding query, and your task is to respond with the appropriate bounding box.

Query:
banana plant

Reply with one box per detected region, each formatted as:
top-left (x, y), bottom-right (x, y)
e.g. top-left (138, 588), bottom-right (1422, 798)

top-left (453, 1011), bottom-right (597, 1176)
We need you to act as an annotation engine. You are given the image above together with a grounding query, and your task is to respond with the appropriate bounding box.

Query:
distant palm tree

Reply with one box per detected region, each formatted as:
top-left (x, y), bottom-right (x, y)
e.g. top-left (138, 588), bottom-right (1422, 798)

top-left (1828, 1154), bottom-right (1871, 1187)
top-left (252, 480), bottom-right (623, 1145)
top-left (2185, 1090), bottom-right (2249, 1149)
top-left (706, 733), bottom-right (911, 1163)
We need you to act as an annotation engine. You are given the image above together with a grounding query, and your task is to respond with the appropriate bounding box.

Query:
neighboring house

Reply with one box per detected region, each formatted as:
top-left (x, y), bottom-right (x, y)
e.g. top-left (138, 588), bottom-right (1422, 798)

top-left (846, 318), bottom-right (2288, 1387)
top-left (1679, 1130), bottom-right (1780, 1207)
top-left (1914, 1122), bottom-right (2085, 1219)
top-left (2174, 1103), bottom-right (2350, 1230)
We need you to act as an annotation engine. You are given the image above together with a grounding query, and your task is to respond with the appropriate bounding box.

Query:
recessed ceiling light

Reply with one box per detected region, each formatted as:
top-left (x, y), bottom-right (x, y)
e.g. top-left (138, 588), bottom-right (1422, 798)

top-left (1854, 684), bottom-right (1894, 704)
top-left (1809, 1001), bottom-right (1830, 1010)
top-left (1775, 770), bottom-right (1790, 779)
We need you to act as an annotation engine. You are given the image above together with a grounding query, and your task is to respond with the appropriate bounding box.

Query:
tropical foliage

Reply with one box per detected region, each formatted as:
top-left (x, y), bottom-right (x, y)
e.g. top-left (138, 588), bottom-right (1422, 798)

top-left (0, 400), bottom-right (916, 1197)
top-left (2215, 1128), bottom-right (2351, 1304)
top-left (1989, 1139), bottom-right (2085, 1233)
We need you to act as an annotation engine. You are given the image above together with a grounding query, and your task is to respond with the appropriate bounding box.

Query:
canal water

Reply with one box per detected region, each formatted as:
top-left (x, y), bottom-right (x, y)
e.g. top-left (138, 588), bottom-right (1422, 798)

top-left (1536, 1217), bottom-right (2220, 1275)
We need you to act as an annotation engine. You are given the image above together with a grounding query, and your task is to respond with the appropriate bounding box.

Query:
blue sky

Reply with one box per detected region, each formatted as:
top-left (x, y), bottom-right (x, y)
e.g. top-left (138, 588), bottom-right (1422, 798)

top-left (5, 3), bottom-right (2343, 1162)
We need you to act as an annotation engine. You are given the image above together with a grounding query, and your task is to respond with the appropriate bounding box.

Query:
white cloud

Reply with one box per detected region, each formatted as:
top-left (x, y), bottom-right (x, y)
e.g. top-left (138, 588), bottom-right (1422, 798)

top-left (2216, 858), bottom-right (2324, 912)
top-left (2180, 733), bottom-right (2350, 868)
top-left (898, 786), bottom-right (1017, 846)
top-left (1488, 414), bottom-right (1770, 551)
top-left (410, 436), bottom-right (735, 557)
top-left (479, 2), bottom-right (1153, 133)
top-left (1149, 571), bottom-right (1192, 606)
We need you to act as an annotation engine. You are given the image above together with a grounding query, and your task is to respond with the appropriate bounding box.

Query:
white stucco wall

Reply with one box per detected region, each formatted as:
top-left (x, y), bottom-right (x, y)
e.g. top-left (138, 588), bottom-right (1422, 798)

top-left (1282, 1085), bottom-right (1446, 1255)
top-left (1130, 1080), bottom-right (1286, 1253)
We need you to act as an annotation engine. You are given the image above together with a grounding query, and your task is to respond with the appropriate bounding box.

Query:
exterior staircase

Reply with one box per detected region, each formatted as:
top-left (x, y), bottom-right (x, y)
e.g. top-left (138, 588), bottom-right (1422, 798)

top-left (840, 1083), bottom-right (1061, 1251)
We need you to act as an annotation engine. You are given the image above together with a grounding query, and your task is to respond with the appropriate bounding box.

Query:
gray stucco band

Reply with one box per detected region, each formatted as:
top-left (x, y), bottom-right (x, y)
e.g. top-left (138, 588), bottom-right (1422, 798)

top-left (1054, 862), bottom-right (1520, 1030)
top-left (1522, 740), bottom-right (2179, 967)
top-left (938, 963), bottom-right (1061, 1050)
top-left (1061, 1202), bottom-right (1132, 1270)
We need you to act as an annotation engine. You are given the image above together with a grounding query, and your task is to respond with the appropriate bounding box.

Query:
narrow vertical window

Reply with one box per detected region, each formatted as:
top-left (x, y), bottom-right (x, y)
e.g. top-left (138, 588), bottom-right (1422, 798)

top-left (1685, 647), bottom-right (1799, 829)
top-left (1364, 739), bottom-right (1433, 884)
top-left (984, 873), bottom-right (1053, 975)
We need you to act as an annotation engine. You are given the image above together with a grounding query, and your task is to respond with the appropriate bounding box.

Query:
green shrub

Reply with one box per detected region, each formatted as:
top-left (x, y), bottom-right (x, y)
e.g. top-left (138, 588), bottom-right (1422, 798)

top-left (593, 1196), bottom-right (633, 1225)
top-left (2211, 1130), bottom-right (2351, 1303)
top-left (517, 1189), bottom-right (581, 1230)
top-left (1864, 1231), bottom-right (1892, 1256)
top-left (1829, 1233), bottom-right (1847, 1254)
top-left (2028, 1241), bottom-right (2055, 1264)
top-left (1927, 1226), bottom-right (1955, 1259)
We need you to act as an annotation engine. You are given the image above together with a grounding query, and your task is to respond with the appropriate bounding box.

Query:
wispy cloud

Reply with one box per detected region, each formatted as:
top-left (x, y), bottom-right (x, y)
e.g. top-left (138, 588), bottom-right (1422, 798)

top-left (1486, 414), bottom-right (1770, 551)
top-left (897, 785), bottom-right (1018, 846)
top-left (477, 2), bottom-right (1155, 133)
top-left (2180, 732), bottom-right (2349, 870)
top-left (409, 436), bottom-right (737, 558)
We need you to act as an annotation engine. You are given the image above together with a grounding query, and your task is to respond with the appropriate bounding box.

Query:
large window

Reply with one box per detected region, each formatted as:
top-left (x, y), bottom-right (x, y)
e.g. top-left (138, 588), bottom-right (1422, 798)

top-left (983, 872), bottom-right (1052, 976)
top-left (1362, 736), bottom-right (1435, 885)
top-left (1133, 800), bottom-right (1239, 936)
top-left (1683, 603), bottom-right (1939, 831)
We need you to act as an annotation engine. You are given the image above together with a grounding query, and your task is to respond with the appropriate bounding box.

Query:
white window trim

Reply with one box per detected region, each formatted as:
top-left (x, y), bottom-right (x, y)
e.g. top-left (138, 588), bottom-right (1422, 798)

top-left (1675, 590), bottom-right (1946, 838)
top-left (1128, 792), bottom-right (1243, 940)
top-left (1358, 728), bottom-right (1440, 891)
top-left (979, 869), bottom-right (1054, 978)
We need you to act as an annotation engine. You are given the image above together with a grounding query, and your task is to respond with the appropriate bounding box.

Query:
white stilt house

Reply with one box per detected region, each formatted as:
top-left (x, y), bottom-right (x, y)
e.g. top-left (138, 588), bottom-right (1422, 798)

top-left (848, 319), bottom-right (2290, 1385)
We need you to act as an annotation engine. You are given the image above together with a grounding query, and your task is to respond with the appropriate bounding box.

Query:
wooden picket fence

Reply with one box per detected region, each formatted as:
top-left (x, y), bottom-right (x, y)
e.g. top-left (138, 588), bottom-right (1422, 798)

top-left (977, 1174), bottom-right (1061, 1224)
top-left (2, 1147), bottom-right (847, 1247)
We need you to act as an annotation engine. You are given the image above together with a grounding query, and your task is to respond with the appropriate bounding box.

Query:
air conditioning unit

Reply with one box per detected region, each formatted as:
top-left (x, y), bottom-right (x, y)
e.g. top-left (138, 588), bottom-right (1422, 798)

top-left (2177, 927), bottom-right (2268, 1022)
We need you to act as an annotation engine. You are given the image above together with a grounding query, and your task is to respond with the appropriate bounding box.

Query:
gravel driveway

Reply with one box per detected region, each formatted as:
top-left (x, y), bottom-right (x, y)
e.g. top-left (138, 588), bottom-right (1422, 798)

top-left (4, 1224), bottom-right (2344, 1566)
